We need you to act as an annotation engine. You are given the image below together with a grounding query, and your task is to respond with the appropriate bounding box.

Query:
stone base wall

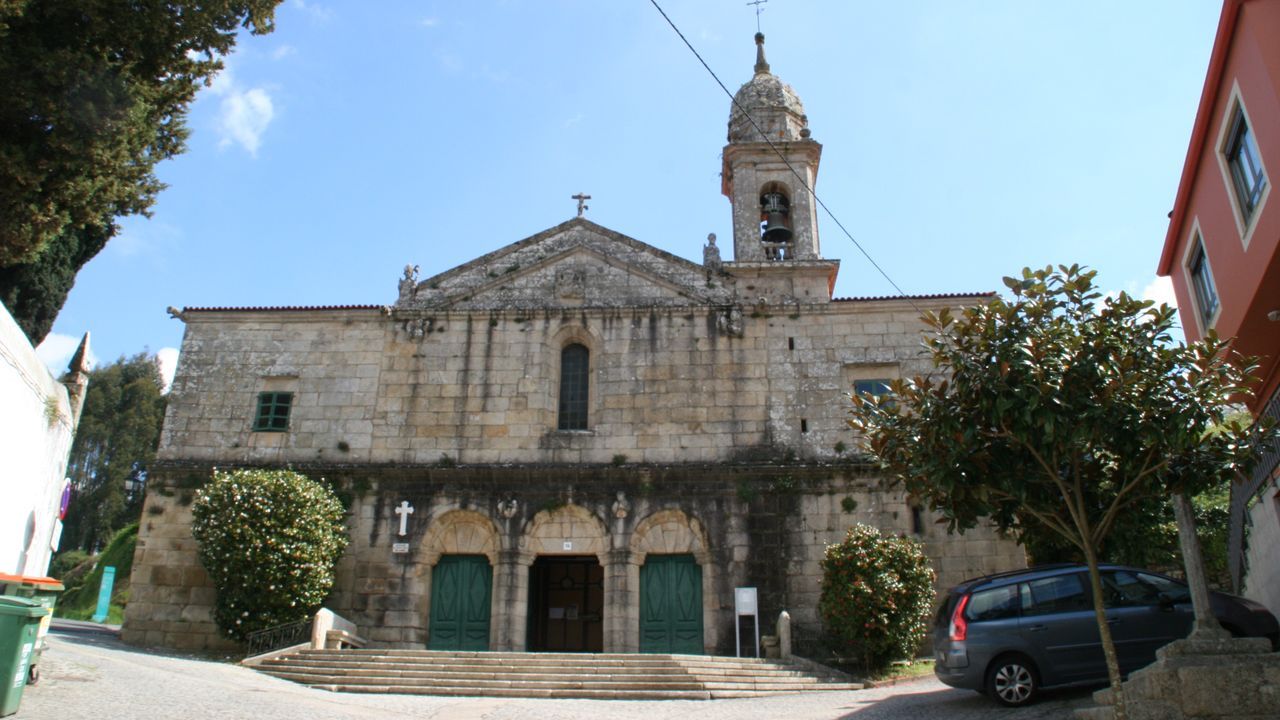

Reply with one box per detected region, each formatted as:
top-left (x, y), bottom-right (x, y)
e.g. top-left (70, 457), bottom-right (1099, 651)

top-left (120, 486), bottom-right (238, 651)
top-left (123, 462), bottom-right (1025, 653)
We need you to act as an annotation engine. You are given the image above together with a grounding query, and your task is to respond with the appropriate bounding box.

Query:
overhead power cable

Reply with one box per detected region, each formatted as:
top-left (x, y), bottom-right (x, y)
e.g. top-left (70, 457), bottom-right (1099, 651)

top-left (648, 0), bottom-right (922, 313)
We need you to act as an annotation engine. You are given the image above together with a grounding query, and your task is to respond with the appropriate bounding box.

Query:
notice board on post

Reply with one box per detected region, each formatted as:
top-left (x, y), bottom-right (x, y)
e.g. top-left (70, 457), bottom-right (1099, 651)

top-left (734, 587), bottom-right (759, 658)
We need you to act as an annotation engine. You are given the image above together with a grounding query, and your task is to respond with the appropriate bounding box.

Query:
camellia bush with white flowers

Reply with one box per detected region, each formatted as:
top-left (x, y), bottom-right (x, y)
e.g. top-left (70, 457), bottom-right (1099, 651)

top-left (191, 469), bottom-right (349, 641)
top-left (818, 523), bottom-right (935, 672)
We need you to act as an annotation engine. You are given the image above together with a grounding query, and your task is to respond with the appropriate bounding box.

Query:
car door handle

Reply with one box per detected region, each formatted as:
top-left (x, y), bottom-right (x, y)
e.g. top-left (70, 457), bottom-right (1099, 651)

top-left (1025, 624), bottom-right (1047, 632)
top-left (1107, 618), bottom-right (1121, 625)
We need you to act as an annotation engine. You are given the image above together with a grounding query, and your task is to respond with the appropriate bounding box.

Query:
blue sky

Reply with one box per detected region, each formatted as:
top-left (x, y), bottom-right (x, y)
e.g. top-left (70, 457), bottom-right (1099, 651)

top-left (36, 0), bottom-right (1222, 386)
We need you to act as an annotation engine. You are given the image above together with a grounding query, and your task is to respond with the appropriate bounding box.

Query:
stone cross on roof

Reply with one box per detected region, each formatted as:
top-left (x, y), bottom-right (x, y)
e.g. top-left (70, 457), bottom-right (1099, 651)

top-left (572, 193), bottom-right (591, 217)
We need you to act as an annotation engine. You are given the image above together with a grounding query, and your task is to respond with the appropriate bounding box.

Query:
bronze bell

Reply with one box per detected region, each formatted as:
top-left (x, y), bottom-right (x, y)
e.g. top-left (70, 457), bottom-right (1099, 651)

top-left (760, 192), bottom-right (793, 244)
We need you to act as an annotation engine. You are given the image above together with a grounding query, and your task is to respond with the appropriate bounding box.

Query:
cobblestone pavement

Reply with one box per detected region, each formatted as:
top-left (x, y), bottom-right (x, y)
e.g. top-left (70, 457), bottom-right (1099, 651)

top-left (16, 630), bottom-right (1095, 720)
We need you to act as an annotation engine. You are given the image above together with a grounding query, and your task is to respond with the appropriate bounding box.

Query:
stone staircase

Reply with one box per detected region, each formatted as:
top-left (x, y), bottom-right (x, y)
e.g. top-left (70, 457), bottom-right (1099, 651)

top-left (253, 648), bottom-right (863, 699)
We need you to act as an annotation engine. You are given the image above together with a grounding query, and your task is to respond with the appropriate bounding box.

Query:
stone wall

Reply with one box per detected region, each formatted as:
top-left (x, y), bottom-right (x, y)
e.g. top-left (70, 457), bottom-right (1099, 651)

top-left (123, 463), bottom-right (1025, 653)
top-left (162, 297), bottom-right (948, 469)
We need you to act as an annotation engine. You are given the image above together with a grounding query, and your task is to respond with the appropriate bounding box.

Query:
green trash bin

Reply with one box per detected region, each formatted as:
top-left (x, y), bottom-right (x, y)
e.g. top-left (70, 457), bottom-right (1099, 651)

top-left (0, 574), bottom-right (62, 685)
top-left (0, 597), bottom-right (44, 717)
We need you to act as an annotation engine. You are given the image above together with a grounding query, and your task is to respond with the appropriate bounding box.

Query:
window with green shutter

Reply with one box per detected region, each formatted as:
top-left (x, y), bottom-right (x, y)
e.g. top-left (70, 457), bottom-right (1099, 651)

top-left (253, 391), bottom-right (293, 432)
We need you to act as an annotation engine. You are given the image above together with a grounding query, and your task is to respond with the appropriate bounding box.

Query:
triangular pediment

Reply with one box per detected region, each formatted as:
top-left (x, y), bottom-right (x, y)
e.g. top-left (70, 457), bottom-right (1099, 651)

top-left (397, 218), bottom-right (733, 311)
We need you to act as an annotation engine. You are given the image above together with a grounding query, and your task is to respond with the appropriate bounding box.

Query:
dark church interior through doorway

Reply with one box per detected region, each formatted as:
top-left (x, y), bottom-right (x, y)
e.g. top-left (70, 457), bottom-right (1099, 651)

top-left (527, 555), bottom-right (604, 652)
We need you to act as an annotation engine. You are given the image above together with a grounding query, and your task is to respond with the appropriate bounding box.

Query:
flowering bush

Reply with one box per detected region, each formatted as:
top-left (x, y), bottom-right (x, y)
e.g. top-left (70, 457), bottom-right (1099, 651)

top-left (819, 523), bottom-right (935, 671)
top-left (191, 469), bottom-right (349, 641)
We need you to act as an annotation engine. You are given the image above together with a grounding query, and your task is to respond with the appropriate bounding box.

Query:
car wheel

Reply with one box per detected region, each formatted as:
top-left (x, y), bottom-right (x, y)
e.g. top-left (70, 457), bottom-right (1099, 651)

top-left (985, 654), bottom-right (1039, 707)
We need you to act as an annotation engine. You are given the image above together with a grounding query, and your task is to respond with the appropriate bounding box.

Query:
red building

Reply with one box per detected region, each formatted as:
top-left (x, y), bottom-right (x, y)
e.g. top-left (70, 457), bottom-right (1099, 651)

top-left (1157, 0), bottom-right (1280, 613)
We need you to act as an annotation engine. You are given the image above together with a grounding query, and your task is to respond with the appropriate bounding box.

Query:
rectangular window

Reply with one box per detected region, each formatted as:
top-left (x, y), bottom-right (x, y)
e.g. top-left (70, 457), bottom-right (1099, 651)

top-left (964, 585), bottom-right (1019, 622)
top-left (853, 379), bottom-right (892, 398)
top-left (1019, 573), bottom-right (1091, 617)
top-left (1188, 237), bottom-right (1219, 328)
top-left (1226, 108), bottom-right (1267, 220)
top-left (253, 391), bottom-right (293, 432)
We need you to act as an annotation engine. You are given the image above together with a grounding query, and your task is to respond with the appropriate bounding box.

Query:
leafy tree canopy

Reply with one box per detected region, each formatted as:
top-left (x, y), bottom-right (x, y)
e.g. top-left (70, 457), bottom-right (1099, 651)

top-left (0, 0), bottom-right (282, 343)
top-left (63, 353), bottom-right (166, 552)
top-left (848, 265), bottom-right (1275, 716)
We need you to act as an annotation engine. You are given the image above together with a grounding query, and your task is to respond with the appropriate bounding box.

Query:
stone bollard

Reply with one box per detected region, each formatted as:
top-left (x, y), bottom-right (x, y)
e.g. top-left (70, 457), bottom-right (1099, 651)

top-left (778, 610), bottom-right (792, 658)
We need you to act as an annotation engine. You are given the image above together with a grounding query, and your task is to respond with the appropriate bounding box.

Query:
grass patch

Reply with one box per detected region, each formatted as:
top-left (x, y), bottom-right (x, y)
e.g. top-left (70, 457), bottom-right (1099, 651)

top-left (53, 523), bottom-right (137, 622)
top-left (868, 659), bottom-right (934, 682)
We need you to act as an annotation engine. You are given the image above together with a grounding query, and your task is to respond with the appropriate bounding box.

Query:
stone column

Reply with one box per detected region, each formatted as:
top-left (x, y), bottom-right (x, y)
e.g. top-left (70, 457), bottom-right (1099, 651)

top-left (603, 549), bottom-right (641, 653)
top-left (491, 549), bottom-right (533, 651)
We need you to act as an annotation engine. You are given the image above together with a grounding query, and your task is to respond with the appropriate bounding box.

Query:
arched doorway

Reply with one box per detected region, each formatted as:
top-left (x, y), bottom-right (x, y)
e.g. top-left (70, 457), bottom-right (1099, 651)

top-left (630, 509), bottom-right (714, 654)
top-left (419, 509), bottom-right (501, 651)
top-left (521, 504), bottom-right (609, 652)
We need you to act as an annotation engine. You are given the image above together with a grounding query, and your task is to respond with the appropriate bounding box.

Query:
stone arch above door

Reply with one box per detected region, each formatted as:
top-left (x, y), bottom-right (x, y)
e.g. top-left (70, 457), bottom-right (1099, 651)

top-left (629, 508), bottom-right (711, 564)
top-left (420, 509), bottom-right (501, 566)
top-left (521, 504), bottom-right (608, 561)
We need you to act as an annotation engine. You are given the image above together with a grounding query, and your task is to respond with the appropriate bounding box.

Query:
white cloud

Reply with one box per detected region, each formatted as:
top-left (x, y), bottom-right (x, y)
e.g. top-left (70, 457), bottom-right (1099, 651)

top-left (272, 44), bottom-right (297, 60)
top-left (292, 0), bottom-right (333, 22)
top-left (156, 347), bottom-right (180, 393)
top-left (563, 113), bottom-right (584, 129)
top-left (420, 17), bottom-right (440, 28)
top-left (35, 333), bottom-right (97, 376)
top-left (205, 57), bottom-right (276, 156)
top-left (1140, 275), bottom-right (1177, 309)
top-left (217, 87), bottom-right (275, 156)
top-left (436, 50), bottom-right (463, 73)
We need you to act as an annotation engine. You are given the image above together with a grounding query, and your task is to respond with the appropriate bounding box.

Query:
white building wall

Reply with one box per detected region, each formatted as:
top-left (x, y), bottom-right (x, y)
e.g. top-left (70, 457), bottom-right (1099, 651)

top-left (0, 304), bottom-right (79, 576)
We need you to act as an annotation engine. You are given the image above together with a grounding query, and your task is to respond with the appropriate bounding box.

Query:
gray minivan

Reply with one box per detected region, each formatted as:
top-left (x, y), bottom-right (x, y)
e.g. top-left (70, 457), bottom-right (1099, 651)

top-left (933, 563), bottom-right (1278, 706)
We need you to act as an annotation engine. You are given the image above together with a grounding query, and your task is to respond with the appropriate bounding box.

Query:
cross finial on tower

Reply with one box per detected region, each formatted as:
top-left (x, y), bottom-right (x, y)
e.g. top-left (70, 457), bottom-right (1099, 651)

top-left (747, 0), bottom-right (767, 33)
top-left (572, 192), bottom-right (591, 217)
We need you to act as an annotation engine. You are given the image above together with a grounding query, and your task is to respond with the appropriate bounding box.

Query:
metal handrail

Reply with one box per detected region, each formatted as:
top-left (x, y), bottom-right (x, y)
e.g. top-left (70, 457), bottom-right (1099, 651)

top-left (245, 618), bottom-right (311, 657)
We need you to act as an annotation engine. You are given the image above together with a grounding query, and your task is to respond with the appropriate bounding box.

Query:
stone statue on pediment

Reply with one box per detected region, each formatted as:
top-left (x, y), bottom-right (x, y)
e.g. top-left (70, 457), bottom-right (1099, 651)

top-left (398, 264), bottom-right (420, 302)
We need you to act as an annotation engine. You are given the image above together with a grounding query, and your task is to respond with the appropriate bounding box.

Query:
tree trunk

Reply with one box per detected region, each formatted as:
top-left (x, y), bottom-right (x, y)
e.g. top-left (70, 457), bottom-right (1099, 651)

top-left (1083, 543), bottom-right (1128, 720)
top-left (1172, 493), bottom-right (1227, 639)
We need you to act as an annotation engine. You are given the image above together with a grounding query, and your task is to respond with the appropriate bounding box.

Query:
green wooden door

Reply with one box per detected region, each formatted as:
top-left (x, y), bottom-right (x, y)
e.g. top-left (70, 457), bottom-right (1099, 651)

top-left (639, 554), bottom-right (703, 654)
top-left (428, 555), bottom-right (492, 651)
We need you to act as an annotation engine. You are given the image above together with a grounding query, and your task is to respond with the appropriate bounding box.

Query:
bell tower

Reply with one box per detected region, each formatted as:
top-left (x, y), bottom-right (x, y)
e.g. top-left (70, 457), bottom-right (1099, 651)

top-left (721, 33), bottom-right (823, 263)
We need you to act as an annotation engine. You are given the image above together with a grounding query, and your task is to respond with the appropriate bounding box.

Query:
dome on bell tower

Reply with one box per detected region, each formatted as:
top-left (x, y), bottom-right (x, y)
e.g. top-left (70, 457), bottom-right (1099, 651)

top-left (727, 33), bottom-right (811, 143)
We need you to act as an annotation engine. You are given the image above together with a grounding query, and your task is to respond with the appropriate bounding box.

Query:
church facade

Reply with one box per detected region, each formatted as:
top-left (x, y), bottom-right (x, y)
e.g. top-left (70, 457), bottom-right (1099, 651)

top-left (122, 35), bottom-right (1024, 653)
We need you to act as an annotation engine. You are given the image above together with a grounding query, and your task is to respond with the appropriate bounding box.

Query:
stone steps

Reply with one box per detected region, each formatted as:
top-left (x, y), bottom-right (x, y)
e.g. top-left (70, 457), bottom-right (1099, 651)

top-left (254, 649), bottom-right (862, 700)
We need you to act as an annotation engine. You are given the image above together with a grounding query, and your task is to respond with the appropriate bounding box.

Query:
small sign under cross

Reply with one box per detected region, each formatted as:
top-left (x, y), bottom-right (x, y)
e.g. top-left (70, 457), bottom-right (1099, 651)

top-left (395, 500), bottom-right (414, 537)
top-left (572, 192), bottom-right (591, 217)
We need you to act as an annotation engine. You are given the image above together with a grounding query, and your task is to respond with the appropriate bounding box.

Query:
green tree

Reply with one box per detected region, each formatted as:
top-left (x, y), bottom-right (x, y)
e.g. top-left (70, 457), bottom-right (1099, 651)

top-left (191, 469), bottom-right (349, 641)
top-left (63, 354), bottom-right (167, 552)
top-left (819, 523), bottom-right (935, 673)
top-left (1021, 485), bottom-right (1232, 590)
top-left (848, 265), bottom-right (1273, 718)
top-left (0, 0), bottom-right (282, 344)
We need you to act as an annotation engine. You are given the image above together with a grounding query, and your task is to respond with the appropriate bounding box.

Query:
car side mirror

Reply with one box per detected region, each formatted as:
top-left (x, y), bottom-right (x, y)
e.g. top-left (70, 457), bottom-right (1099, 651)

top-left (1157, 593), bottom-right (1176, 611)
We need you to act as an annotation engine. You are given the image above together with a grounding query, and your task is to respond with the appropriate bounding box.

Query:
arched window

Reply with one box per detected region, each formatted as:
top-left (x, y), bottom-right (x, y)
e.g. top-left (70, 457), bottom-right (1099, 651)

top-left (558, 343), bottom-right (589, 430)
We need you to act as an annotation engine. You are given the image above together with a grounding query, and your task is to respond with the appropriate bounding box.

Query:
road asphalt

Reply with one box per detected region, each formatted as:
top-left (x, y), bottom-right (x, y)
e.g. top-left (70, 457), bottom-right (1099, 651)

top-left (14, 626), bottom-right (1095, 719)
